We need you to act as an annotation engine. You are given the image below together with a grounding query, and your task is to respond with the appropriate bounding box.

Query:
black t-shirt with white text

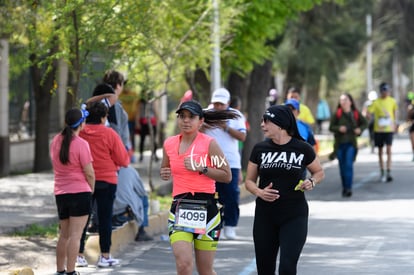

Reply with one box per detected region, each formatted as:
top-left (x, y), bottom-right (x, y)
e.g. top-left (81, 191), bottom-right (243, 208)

top-left (249, 138), bottom-right (315, 204)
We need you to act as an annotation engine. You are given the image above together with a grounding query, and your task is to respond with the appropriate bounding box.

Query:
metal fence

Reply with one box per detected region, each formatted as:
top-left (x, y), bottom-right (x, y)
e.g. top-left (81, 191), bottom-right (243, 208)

top-left (9, 66), bottom-right (61, 142)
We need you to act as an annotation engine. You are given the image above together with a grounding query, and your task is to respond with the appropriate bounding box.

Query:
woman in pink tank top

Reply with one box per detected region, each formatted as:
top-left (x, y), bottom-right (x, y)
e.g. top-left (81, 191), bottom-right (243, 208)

top-left (160, 100), bottom-right (239, 275)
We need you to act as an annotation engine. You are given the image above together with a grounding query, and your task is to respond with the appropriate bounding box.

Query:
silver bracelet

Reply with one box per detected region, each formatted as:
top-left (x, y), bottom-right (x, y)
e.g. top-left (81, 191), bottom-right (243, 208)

top-left (308, 177), bottom-right (315, 188)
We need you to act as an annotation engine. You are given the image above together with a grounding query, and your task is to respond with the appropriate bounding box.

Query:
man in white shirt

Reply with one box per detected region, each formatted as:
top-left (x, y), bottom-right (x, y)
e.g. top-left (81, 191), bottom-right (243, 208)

top-left (204, 88), bottom-right (247, 239)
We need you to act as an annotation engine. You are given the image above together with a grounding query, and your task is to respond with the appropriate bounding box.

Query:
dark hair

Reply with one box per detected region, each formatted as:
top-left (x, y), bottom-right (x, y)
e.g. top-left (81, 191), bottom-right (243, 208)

top-left (176, 100), bottom-right (240, 129)
top-left (287, 86), bottom-right (301, 95)
top-left (336, 93), bottom-right (357, 111)
top-left (203, 109), bottom-right (240, 129)
top-left (102, 70), bottom-right (125, 89)
top-left (230, 96), bottom-right (241, 109)
top-left (59, 108), bottom-right (82, 164)
top-left (93, 83), bottom-right (115, 96)
top-left (86, 101), bottom-right (108, 124)
top-left (379, 82), bottom-right (390, 92)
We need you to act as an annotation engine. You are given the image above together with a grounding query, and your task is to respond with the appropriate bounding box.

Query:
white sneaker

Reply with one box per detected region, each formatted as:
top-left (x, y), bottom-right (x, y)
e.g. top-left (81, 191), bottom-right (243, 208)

top-left (224, 226), bottom-right (237, 240)
top-left (381, 175), bottom-right (386, 183)
top-left (75, 255), bottom-right (88, 267)
top-left (97, 255), bottom-right (120, 267)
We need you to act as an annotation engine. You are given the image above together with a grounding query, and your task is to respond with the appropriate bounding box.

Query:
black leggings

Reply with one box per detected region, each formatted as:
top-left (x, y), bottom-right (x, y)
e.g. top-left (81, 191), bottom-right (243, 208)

top-left (253, 201), bottom-right (308, 275)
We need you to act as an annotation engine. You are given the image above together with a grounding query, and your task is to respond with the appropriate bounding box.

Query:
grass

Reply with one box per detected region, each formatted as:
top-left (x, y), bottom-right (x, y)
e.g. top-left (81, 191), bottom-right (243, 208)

top-left (9, 196), bottom-right (173, 239)
top-left (317, 138), bottom-right (334, 155)
top-left (316, 136), bottom-right (368, 156)
top-left (11, 223), bottom-right (59, 238)
top-left (155, 195), bottom-right (173, 211)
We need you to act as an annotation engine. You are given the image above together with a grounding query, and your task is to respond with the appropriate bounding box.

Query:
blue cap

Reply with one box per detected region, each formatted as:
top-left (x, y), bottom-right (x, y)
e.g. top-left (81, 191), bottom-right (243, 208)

top-left (379, 82), bottom-right (390, 92)
top-left (285, 98), bottom-right (300, 111)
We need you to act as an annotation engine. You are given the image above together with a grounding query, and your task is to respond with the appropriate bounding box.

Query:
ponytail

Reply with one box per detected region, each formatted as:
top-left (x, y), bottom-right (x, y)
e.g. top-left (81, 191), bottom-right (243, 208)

top-left (59, 126), bottom-right (73, 164)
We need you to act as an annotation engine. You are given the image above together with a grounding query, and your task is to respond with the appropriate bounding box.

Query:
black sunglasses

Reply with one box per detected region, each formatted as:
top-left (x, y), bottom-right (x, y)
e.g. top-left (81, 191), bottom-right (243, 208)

top-left (261, 116), bottom-right (270, 123)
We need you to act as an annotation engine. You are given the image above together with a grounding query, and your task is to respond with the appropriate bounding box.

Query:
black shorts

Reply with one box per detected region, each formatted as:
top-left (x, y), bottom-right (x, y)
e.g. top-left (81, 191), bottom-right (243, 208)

top-left (374, 132), bottom-right (393, 147)
top-left (409, 123), bottom-right (414, 133)
top-left (55, 192), bottom-right (92, 219)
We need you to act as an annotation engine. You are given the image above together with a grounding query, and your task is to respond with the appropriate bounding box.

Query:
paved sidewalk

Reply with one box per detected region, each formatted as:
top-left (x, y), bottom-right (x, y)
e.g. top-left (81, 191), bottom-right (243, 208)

top-left (0, 149), bottom-right (168, 274)
top-left (0, 150), bottom-right (165, 235)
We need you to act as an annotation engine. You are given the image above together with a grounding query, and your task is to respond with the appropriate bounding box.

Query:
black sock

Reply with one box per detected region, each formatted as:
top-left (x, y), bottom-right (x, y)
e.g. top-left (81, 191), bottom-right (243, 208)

top-left (56, 270), bottom-right (65, 274)
top-left (139, 225), bottom-right (145, 233)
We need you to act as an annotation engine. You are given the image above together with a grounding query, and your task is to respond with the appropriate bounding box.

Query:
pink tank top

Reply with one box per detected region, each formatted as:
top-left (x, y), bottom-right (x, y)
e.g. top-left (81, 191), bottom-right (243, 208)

top-left (164, 132), bottom-right (216, 197)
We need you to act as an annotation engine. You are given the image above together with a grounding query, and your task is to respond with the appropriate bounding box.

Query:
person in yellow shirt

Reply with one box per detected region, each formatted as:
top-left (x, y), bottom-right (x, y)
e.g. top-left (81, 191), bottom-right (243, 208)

top-left (119, 86), bottom-right (140, 154)
top-left (286, 87), bottom-right (315, 126)
top-left (368, 82), bottom-right (398, 182)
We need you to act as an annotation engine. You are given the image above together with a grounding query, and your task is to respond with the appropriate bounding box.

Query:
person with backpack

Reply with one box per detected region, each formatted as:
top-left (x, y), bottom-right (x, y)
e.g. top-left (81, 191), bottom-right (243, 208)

top-left (329, 93), bottom-right (368, 197)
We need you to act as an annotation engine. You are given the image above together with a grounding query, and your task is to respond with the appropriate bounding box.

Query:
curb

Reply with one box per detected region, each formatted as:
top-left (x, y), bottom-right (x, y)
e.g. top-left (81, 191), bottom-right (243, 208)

top-left (83, 211), bottom-right (169, 264)
top-left (0, 267), bottom-right (34, 275)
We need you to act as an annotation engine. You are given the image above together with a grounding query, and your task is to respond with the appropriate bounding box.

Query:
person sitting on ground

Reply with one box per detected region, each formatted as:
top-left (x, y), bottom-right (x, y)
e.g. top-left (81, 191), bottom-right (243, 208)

top-left (112, 166), bottom-right (153, 241)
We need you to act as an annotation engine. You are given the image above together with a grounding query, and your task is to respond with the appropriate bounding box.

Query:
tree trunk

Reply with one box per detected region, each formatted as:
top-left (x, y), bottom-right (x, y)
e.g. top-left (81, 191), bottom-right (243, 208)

top-left (185, 67), bottom-right (210, 106)
top-left (283, 58), bottom-right (305, 98)
top-left (65, 9), bottom-right (82, 111)
top-left (30, 51), bottom-right (59, 172)
top-left (226, 72), bottom-right (250, 113)
top-left (227, 72), bottom-right (248, 97)
top-left (65, 68), bottom-right (79, 110)
top-left (241, 60), bottom-right (273, 169)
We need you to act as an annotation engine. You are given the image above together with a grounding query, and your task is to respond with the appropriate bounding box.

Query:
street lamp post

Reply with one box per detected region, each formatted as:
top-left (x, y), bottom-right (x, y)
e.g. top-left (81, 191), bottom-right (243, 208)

top-left (366, 14), bottom-right (373, 93)
top-left (210, 0), bottom-right (221, 95)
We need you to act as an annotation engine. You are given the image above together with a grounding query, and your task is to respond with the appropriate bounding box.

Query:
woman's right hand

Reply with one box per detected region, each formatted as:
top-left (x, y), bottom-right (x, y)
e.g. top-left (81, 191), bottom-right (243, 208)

top-left (259, 182), bottom-right (280, 202)
top-left (160, 167), bottom-right (171, 181)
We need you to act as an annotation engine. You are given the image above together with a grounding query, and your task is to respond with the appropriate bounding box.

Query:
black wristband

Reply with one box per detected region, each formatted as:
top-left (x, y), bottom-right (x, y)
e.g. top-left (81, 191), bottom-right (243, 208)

top-left (199, 166), bottom-right (208, 175)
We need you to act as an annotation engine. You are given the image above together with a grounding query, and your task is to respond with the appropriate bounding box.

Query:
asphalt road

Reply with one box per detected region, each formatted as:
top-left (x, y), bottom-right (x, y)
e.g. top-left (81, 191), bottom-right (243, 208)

top-left (52, 135), bottom-right (414, 275)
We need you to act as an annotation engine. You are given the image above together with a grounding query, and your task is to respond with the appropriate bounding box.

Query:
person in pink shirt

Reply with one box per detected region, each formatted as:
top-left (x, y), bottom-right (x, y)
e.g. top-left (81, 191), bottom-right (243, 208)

top-left (79, 101), bottom-right (130, 267)
top-left (50, 108), bottom-right (95, 275)
top-left (160, 100), bottom-right (239, 275)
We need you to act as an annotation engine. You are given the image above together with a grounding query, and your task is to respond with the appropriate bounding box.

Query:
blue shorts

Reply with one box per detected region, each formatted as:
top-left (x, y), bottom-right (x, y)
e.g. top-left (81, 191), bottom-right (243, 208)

top-left (55, 192), bottom-right (92, 219)
top-left (374, 132), bottom-right (393, 147)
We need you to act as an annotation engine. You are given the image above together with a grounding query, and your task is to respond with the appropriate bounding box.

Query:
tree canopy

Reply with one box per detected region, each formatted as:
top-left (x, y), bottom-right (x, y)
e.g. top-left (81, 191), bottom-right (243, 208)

top-left (2, 0), bottom-right (413, 173)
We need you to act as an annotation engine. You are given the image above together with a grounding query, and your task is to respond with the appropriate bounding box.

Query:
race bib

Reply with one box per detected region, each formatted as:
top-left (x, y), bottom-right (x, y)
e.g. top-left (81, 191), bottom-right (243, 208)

top-left (378, 117), bottom-right (391, 127)
top-left (174, 201), bottom-right (207, 234)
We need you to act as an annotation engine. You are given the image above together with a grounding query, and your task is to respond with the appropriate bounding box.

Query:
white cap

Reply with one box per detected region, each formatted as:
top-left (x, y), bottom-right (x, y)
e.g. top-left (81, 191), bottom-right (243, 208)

top-left (269, 88), bottom-right (278, 96)
top-left (211, 88), bottom-right (230, 104)
top-left (368, 90), bottom-right (378, 101)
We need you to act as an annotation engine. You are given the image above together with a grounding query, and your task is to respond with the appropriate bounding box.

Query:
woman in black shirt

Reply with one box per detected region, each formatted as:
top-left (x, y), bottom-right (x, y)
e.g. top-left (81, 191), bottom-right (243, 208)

top-left (245, 105), bottom-right (324, 275)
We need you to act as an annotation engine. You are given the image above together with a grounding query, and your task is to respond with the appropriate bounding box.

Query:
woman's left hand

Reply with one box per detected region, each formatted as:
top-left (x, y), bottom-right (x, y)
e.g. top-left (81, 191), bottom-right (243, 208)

top-left (297, 178), bottom-right (315, 191)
